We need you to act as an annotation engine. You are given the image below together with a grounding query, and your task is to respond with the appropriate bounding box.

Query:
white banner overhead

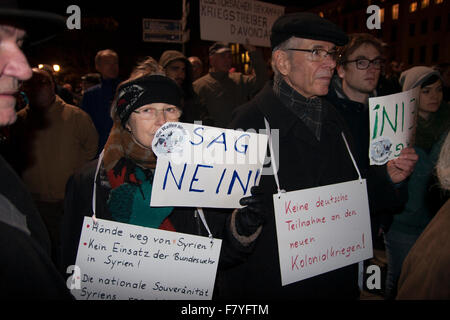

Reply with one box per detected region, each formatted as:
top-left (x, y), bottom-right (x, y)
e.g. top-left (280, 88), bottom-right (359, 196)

top-left (199, 0), bottom-right (285, 47)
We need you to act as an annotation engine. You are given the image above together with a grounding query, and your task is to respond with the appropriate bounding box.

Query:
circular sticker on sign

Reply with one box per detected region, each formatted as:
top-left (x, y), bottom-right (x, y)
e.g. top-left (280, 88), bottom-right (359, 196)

top-left (370, 137), bottom-right (392, 164)
top-left (152, 122), bottom-right (189, 158)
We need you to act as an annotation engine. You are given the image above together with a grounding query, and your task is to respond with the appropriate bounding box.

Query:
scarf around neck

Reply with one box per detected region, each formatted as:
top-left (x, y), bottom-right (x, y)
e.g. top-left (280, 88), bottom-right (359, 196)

top-left (102, 120), bottom-right (173, 229)
top-left (273, 76), bottom-right (325, 141)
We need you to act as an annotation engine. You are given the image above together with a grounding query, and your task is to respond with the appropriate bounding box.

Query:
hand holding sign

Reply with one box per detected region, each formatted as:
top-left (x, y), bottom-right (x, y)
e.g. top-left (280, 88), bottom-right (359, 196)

top-left (235, 185), bottom-right (267, 236)
top-left (386, 147), bottom-right (418, 183)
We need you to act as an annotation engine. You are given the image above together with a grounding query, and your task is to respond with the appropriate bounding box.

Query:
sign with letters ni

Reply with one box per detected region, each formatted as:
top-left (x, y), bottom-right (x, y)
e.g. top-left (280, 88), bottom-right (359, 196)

top-left (150, 122), bottom-right (267, 208)
top-left (273, 180), bottom-right (373, 286)
top-left (369, 88), bottom-right (419, 165)
top-left (199, 0), bottom-right (284, 47)
top-left (71, 217), bottom-right (222, 300)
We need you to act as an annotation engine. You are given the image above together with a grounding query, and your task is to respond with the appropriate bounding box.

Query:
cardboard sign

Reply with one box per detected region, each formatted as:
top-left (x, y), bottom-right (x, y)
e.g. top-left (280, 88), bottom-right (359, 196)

top-left (150, 122), bottom-right (267, 208)
top-left (273, 180), bottom-right (373, 286)
top-left (71, 217), bottom-right (222, 300)
top-left (369, 88), bottom-right (419, 165)
top-left (199, 0), bottom-right (284, 47)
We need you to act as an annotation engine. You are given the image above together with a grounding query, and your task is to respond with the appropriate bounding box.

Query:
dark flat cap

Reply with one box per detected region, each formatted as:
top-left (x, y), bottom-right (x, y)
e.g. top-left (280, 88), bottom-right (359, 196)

top-left (209, 42), bottom-right (231, 56)
top-left (0, 0), bottom-right (66, 46)
top-left (271, 12), bottom-right (348, 49)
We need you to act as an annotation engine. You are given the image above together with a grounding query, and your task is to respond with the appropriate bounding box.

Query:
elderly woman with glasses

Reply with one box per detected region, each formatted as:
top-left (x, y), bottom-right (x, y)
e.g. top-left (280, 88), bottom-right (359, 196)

top-left (60, 60), bottom-right (267, 293)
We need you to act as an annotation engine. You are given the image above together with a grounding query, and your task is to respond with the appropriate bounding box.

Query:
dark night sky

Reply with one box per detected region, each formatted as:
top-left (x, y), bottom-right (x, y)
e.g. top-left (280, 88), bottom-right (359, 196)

top-left (21, 1), bottom-right (333, 82)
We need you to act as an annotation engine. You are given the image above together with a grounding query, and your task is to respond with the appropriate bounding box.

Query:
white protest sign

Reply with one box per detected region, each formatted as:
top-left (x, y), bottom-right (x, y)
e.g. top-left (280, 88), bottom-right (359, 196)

top-left (71, 217), bottom-right (221, 300)
top-left (150, 122), bottom-right (267, 208)
top-left (273, 180), bottom-right (373, 286)
top-left (199, 0), bottom-right (284, 47)
top-left (369, 88), bottom-right (419, 165)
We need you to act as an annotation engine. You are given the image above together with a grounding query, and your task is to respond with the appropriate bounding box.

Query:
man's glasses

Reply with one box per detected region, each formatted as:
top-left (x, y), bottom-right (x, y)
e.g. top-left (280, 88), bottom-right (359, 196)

top-left (344, 58), bottom-right (385, 70)
top-left (287, 48), bottom-right (338, 62)
top-left (132, 106), bottom-right (181, 120)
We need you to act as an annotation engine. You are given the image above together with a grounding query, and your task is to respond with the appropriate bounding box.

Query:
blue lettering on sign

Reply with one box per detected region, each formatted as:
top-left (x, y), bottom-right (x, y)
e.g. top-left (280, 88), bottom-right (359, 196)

top-left (234, 133), bottom-right (249, 154)
top-left (163, 162), bottom-right (187, 190)
top-left (189, 164), bottom-right (213, 192)
top-left (227, 170), bottom-right (253, 195)
top-left (189, 127), bottom-right (250, 155)
top-left (190, 127), bottom-right (204, 146)
top-left (207, 132), bottom-right (227, 151)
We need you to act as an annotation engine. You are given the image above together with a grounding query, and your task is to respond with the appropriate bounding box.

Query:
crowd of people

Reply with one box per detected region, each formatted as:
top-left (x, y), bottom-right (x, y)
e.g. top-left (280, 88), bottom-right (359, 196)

top-left (0, 2), bottom-right (449, 301)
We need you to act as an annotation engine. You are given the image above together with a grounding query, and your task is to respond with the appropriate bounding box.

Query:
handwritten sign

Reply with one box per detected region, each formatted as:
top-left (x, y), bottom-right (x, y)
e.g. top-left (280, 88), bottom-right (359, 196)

top-left (369, 88), bottom-right (419, 165)
top-left (150, 122), bottom-right (267, 208)
top-left (71, 217), bottom-right (222, 300)
top-left (199, 0), bottom-right (284, 47)
top-left (273, 180), bottom-right (373, 286)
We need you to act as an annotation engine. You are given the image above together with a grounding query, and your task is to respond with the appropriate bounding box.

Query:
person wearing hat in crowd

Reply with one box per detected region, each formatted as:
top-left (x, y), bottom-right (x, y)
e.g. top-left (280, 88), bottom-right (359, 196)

top-left (159, 50), bottom-right (212, 125)
top-left (193, 41), bottom-right (268, 128)
top-left (396, 130), bottom-right (450, 300)
top-left (0, 1), bottom-right (73, 299)
top-left (325, 33), bottom-right (418, 268)
top-left (383, 66), bottom-right (450, 299)
top-left (217, 12), bottom-right (373, 300)
top-left (60, 64), bottom-right (268, 297)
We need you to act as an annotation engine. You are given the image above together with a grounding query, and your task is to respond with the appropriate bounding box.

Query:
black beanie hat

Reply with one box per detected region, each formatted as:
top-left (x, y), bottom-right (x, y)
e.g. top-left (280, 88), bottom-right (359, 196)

top-left (114, 75), bottom-right (183, 127)
top-left (270, 12), bottom-right (348, 49)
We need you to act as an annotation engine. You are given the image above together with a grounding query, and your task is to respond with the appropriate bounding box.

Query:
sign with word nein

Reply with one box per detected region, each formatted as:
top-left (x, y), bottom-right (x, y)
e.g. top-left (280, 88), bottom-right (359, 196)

top-left (369, 88), bottom-right (419, 165)
top-left (150, 122), bottom-right (267, 208)
top-left (199, 0), bottom-right (284, 47)
top-left (273, 180), bottom-right (373, 286)
top-left (71, 217), bottom-right (222, 300)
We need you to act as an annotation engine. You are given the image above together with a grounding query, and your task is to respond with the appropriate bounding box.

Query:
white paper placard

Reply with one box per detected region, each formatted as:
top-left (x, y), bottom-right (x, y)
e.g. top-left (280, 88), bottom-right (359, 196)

top-left (369, 88), bottom-right (419, 165)
top-left (199, 0), bottom-right (285, 47)
top-left (150, 122), bottom-right (267, 208)
top-left (273, 180), bottom-right (373, 286)
top-left (71, 217), bottom-right (222, 300)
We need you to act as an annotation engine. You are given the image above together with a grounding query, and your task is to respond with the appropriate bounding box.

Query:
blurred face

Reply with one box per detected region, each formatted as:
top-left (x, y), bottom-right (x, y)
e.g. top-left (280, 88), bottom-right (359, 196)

top-left (337, 43), bottom-right (382, 98)
top-left (22, 69), bottom-right (55, 109)
top-left (125, 103), bottom-right (181, 148)
top-left (189, 57), bottom-right (203, 80)
top-left (276, 38), bottom-right (336, 98)
top-left (96, 54), bottom-right (119, 79)
top-left (165, 60), bottom-right (186, 87)
top-left (0, 25), bottom-right (32, 126)
top-left (419, 79), bottom-right (443, 119)
top-left (210, 51), bottom-right (232, 73)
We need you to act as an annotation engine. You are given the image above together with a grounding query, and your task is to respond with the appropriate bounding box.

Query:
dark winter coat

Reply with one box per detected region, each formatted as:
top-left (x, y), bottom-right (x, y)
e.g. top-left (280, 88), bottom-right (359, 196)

top-left (217, 82), bottom-right (361, 299)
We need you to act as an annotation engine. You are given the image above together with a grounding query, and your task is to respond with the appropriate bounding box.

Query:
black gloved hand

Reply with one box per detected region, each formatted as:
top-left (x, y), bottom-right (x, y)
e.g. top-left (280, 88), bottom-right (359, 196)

top-left (235, 186), bottom-right (267, 236)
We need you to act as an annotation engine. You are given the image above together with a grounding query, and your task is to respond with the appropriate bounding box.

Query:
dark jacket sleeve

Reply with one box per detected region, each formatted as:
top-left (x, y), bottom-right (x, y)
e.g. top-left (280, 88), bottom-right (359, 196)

top-left (0, 221), bottom-right (74, 299)
top-left (60, 161), bottom-right (99, 273)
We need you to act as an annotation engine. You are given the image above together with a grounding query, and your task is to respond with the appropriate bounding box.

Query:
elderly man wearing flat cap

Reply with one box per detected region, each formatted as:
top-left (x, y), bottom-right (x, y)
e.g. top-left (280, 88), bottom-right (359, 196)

top-left (0, 1), bottom-right (73, 299)
top-left (218, 12), bottom-right (363, 299)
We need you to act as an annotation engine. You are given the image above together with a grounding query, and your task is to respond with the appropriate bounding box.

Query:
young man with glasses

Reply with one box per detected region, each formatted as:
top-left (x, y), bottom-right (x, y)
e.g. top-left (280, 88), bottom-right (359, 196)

top-left (326, 34), bottom-right (418, 275)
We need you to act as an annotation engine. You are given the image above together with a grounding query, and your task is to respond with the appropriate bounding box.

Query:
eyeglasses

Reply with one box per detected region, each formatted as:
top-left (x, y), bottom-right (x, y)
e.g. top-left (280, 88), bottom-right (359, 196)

top-left (133, 106), bottom-right (181, 120)
top-left (287, 48), bottom-right (338, 62)
top-left (344, 58), bottom-right (385, 70)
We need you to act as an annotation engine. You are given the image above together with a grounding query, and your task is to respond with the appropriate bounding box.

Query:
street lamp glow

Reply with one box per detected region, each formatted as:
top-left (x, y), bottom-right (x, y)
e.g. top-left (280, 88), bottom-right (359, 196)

top-left (53, 64), bottom-right (60, 72)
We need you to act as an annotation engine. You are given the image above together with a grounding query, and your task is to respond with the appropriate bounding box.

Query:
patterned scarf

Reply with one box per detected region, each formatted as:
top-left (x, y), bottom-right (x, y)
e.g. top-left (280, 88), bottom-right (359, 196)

top-left (102, 120), bottom-right (174, 229)
top-left (273, 75), bottom-right (325, 141)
